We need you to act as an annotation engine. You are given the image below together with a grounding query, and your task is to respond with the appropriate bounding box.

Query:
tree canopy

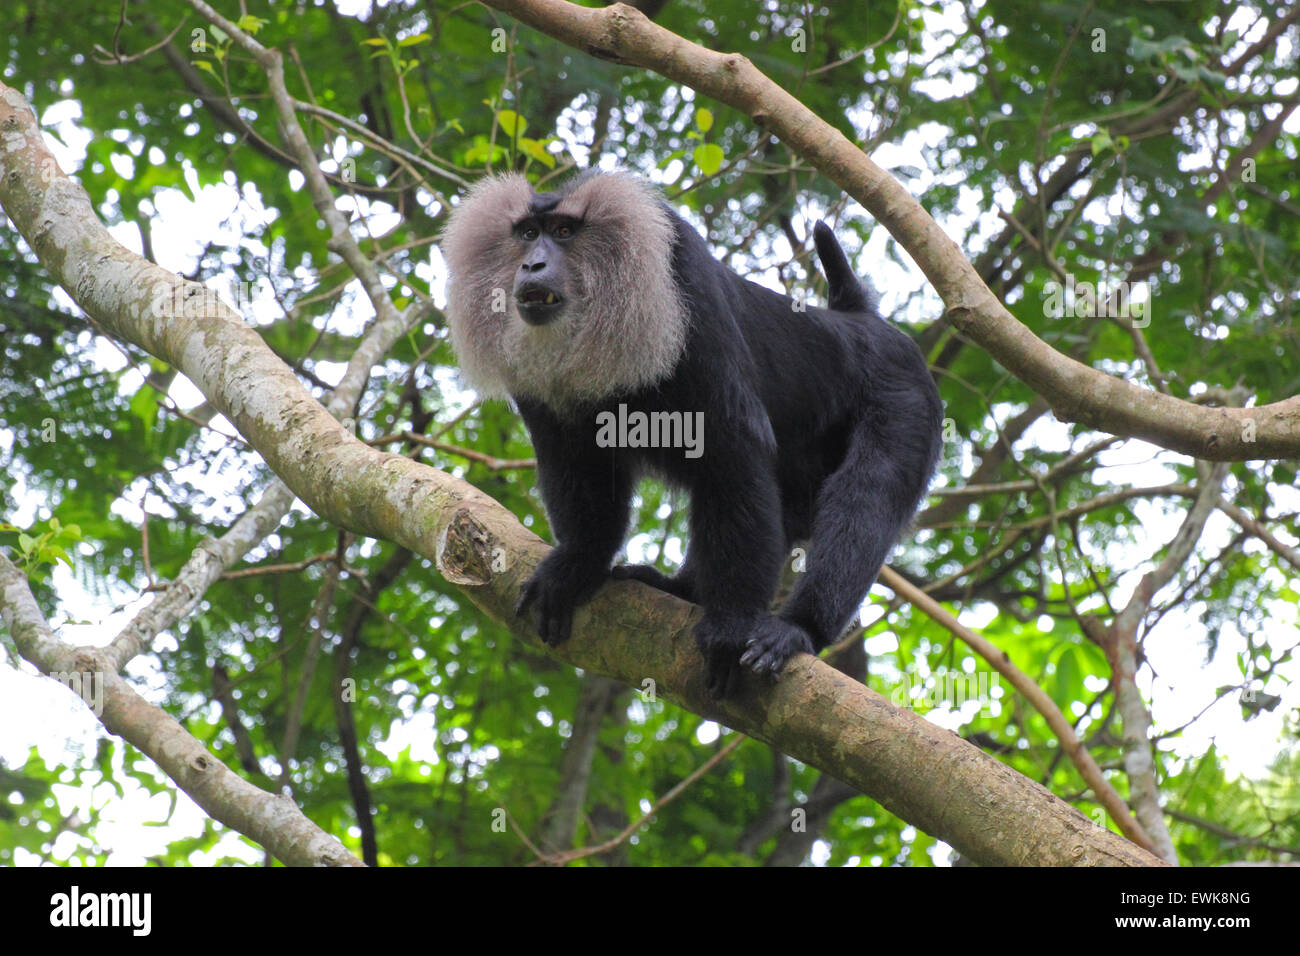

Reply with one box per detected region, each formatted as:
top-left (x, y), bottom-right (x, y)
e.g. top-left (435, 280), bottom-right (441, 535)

top-left (0, 0), bottom-right (1297, 867)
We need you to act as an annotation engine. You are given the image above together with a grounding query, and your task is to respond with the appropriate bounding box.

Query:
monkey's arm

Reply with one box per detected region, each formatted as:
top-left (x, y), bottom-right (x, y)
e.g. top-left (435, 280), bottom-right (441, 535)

top-left (514, 398), bottom-right (633, 646)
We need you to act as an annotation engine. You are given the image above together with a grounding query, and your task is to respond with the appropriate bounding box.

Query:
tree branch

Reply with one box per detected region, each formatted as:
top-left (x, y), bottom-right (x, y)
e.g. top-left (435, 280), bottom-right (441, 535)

top-left (0, 552), bottom-right (361, 866)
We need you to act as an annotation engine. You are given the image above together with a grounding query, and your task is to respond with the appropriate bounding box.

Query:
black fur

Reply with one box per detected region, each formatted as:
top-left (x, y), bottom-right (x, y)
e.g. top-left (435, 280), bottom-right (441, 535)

top-left (503, 180), bottom-right (944, 698)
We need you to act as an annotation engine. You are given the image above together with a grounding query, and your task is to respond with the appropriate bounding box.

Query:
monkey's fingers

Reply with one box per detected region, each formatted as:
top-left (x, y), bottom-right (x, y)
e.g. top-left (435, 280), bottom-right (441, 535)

top-left (738, 644), bottom-right (786, 677)
top-left (694, 615), bottom-right (749, 698)
top-left (705, 654), bottom-right (742, 700)
top-left (515, 578), bottom-right (566, 645)
top-left (539, 601), bottom-right (575, 647)
top-left (739, 619), bottom-right (814, 677)
top-left (514, 584), bottom-right (537, 619)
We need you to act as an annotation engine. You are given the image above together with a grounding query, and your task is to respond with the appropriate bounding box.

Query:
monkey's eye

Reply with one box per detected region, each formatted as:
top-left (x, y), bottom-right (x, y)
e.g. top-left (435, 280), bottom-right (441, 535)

top-left (553, 223), bottom-right (572, 239)
top-left (520, 225), bottom-right (540, 241)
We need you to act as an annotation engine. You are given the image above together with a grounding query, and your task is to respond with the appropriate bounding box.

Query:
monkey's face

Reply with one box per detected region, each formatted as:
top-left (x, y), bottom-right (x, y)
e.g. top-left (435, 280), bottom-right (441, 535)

top-left (441, 170), bottom-right (686, 406)
top-left (511, 213), bottom-right (579, 326)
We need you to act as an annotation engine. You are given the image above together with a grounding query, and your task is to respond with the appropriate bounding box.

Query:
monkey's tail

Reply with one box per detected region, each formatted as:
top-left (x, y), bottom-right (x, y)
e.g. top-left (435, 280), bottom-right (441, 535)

top-left (813, 221), bottom-right (875, 314)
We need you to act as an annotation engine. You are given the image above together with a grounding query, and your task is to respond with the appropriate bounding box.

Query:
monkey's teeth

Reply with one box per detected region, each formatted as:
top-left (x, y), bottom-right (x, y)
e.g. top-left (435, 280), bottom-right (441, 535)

top-left (545, 293), bottom-right (557, 304)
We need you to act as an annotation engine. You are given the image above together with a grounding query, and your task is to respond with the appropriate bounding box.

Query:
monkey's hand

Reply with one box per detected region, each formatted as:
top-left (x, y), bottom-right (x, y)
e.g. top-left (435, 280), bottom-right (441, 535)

top-left (692, 612), bottom-right (759, 699)
top-left (609, 564), bottom-right (697, 603)
top-left (515, 549), bottom-right (609, 647)
top-left (739, 617), bottom-right (815, 679)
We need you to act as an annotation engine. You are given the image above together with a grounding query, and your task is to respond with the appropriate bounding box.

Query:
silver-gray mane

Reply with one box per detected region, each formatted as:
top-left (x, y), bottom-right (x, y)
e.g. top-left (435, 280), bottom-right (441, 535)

top-left (439, 169), bottom-right (687, 408)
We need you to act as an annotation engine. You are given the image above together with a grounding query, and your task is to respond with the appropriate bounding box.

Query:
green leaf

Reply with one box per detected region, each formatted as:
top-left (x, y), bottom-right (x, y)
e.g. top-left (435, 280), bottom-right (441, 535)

top-left (464, 140), bottom-right (507, 167)
top-left (695, 107), bottom-right (714, 133)
top-left (496, 109), bottom-right (527, 139)
top-left (693, 142), bottom-right (724, 175)
top-left (1130, 34), bottom-right (1191, 60)
top-left (1055, 645), bottom-right (1081, 698)
top-left (1090, 130), bottom-right (1115, 156)
top-left (518, 137), bottom-right (556, 169)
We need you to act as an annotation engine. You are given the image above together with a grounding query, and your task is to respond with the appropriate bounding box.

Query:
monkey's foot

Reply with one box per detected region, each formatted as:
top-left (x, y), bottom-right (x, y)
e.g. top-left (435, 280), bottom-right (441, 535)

top-left (739, 618), bottom-right (815, 677)
top-left (610, 564), bottom-right (696, 602)
top-left (692, 613), bottom-right (756, 699)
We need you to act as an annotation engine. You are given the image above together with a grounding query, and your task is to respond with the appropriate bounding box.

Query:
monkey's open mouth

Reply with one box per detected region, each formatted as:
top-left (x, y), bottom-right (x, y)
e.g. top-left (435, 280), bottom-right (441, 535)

top-left (515, 285), bottom-right (565, 324)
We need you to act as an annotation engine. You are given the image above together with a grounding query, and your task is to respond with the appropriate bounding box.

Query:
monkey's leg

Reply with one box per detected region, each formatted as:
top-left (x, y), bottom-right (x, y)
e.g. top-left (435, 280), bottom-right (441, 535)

top-left (685, 449), bottom-right (792, 698)
top-left (609, 553), bottom-right (698, 603)
top-left (744, 420), bottom-right (935, 675)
